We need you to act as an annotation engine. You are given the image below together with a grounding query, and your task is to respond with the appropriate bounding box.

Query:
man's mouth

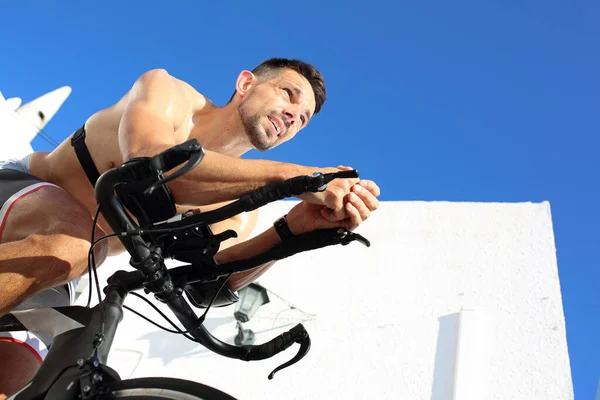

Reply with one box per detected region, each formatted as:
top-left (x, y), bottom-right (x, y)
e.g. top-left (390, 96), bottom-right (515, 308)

top-left (268, 116), bottom-right (283, 135)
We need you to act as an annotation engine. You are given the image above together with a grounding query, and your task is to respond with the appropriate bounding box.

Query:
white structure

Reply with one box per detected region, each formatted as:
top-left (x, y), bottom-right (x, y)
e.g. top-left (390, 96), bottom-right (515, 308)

top-left (0, 86), bottom-right (574, 399)
top-left (84, 200), bottom-right (574, 400)
top-left (0, 86), bottom-right (71, 160)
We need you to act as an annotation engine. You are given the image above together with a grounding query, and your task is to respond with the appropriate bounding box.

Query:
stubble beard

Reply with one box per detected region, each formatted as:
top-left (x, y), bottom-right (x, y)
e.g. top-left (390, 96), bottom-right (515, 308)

top-left (238, 100), bottom-right (274, 152)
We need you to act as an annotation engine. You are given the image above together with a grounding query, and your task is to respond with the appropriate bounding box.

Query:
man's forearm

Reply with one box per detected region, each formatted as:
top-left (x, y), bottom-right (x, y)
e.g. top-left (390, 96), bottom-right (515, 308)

top-left (214, 225), bottom-right (281, 292)
top-left (161, 149), bottom-right (316, 206)
top-left (225, 261), bottom-right (276, 292)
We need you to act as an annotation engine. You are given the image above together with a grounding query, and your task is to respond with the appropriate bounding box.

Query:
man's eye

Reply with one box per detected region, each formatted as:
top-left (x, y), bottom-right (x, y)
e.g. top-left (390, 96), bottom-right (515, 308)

top-left (300, 115), bottom-right (306, 125)
top-left (284, 88), bottom-right (292, 97)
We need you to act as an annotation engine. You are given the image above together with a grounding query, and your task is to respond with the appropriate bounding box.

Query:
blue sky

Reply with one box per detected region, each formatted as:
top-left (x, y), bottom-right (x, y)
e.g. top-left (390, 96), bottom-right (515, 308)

top-left (1, 0), bottom-right (598, 396)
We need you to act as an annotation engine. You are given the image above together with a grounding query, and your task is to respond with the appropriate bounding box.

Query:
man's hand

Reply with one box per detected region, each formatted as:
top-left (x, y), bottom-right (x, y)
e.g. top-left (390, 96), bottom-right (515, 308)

top-left (297, 165), bottom-right (380, 224)
top-left (296, 165), bottom-right (361, 220)
top-left (287, 178), bottom-right (380, 234)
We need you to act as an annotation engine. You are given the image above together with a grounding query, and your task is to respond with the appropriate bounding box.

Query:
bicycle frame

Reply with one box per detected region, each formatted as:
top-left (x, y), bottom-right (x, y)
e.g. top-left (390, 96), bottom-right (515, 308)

top-left (2, 265), bottom-right (207, 399)
top-left (2, 280), bottom-right (125, 400)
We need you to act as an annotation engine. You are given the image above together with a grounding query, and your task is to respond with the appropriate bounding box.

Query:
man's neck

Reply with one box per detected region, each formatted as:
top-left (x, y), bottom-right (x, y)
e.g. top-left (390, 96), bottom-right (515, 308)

top-left (190, 103), bottom-right (252, 157)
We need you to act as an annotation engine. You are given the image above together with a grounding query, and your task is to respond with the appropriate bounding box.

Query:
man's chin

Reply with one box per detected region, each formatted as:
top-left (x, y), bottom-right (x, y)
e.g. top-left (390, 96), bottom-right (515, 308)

top-left (249, 131), bottom-right (274, 151)
top-left (254, 141), bottom-right (274, 152)
top-left (249, 137), bottom-right (270, 151)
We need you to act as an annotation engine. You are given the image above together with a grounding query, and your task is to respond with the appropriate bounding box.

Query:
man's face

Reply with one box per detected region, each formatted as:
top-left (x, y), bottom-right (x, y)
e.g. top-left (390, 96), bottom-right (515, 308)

top-left (237, 69), bottom-right (317, 151)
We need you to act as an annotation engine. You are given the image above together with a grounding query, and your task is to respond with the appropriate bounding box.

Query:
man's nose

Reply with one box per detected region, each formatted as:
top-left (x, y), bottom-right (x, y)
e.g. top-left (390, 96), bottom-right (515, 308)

top-left (282, 109), bottom-right (297, 127)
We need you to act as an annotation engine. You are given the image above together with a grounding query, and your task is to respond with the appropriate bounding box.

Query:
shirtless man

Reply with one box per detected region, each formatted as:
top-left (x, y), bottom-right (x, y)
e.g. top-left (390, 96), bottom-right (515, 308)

top-left (0, 57), bottom-right (380, 397)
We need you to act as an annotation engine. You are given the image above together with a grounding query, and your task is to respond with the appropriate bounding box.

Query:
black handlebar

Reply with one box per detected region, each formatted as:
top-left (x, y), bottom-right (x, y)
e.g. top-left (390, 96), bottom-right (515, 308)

top-left (238, 169), bottom-right (358, 211)
top-left (165, 296), bottom-right (310, 380)
top-left (247, 323), bottom-right (311, 380)
top-left (94, 167), bottom-right (152, 263)
top-left (93, 139), bottom-right (369, 379)
top-left (140, 165), bottom-right (359, 234)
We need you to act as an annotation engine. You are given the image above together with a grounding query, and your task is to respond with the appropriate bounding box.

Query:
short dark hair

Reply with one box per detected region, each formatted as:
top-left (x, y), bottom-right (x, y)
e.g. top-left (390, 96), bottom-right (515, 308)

top-left (230, 58), bottom-right (326, 114)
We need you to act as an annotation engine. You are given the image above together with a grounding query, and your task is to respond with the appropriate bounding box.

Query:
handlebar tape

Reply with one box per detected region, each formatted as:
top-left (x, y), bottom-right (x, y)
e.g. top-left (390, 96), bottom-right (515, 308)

top-left (245, 324), bottom-right (306, 361)
top-left (210, 228), bottom-right (348, 277)
top-left (239, 176), bottom-right (311, 211)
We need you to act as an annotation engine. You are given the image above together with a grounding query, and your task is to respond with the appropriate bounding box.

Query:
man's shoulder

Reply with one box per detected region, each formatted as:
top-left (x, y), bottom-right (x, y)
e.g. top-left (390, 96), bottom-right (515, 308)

top-left (135, 68), bottom-right (209, 110)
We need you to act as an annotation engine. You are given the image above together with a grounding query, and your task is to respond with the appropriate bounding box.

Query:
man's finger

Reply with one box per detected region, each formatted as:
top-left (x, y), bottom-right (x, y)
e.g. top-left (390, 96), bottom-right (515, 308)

top-left (316, 216), bottom-right (344, 230)
top-left (352, 184), bottom-right (379, 212)
top-left (345, 202), bottom-right (361, 231)
top-left (358, 180), bottom-right (381, 197)
top-left (321, 207), bottom-right (347, 222)
top-left (348, 192), bottom-right (371, 220)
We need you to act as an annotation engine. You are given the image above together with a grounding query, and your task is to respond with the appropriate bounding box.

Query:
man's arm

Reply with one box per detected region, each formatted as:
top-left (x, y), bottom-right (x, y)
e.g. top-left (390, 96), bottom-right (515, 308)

top-left (175, 202), bottom-right (272, 292)
top-left (168, 150), bottom-right (306, 206)
top-left (118, 69), bottom-right (357, 211)
top-left (214, 226), bottom-right (280, 292)
top-left (214, 178), bottom-right (381, 292)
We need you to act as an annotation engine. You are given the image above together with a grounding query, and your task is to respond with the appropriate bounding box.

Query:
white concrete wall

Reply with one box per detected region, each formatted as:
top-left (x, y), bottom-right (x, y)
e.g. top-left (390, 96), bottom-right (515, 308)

top-left (80, 200), bottom-right (573, 399)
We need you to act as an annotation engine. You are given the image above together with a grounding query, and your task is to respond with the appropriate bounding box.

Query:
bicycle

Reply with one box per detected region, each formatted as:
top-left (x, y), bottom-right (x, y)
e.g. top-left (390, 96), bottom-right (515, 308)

top-left (1, 139), bottom-right (371, 399)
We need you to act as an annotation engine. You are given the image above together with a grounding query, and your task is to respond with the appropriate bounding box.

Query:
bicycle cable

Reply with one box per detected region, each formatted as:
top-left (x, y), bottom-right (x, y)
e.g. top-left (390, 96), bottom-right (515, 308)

top-left (87, 205), bottom-right (109, 356)
top-left (121, 272), bottom-right (233, 343)
top-left (85, 205), bottom-right (136, 356)
top-left (85, 205), bottom-right (102, 308)
top-left (83, 206), bottom-right (235, 347)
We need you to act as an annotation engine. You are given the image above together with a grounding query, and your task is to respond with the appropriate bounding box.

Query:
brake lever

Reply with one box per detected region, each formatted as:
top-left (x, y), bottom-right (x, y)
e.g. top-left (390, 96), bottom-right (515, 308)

top-left (145, 140), bottom-right (205, 195)
top-left (308, 169), bottom-right (359, 192)
top-left (268, 324), bottom-right (311, 380)
top-left (337, 228), bottom-right (371, 247)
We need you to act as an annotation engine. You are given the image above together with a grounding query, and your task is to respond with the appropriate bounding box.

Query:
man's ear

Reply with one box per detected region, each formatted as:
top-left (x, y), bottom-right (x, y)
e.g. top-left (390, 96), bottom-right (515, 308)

top-left (235, 70), bottom-right (257, 98)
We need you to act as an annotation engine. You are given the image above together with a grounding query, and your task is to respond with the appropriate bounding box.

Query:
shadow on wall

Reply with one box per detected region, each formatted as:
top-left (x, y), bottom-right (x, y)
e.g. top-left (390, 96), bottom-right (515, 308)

top-left (431, 313), bottom-right (459, 400)
top-left (136, 315), bottom-right (237, 365)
